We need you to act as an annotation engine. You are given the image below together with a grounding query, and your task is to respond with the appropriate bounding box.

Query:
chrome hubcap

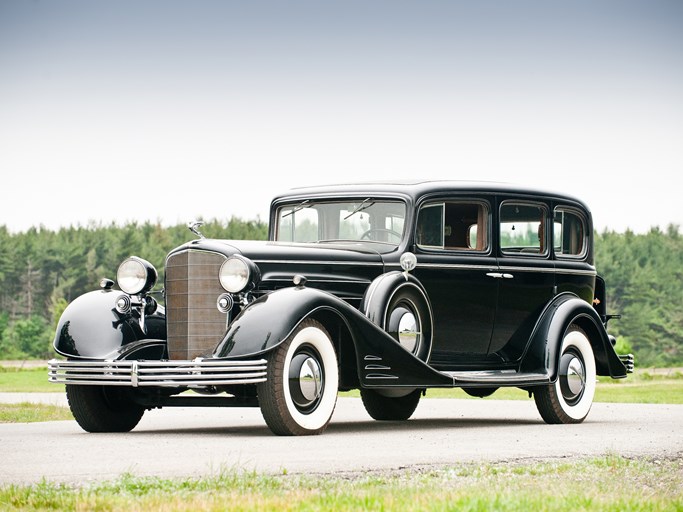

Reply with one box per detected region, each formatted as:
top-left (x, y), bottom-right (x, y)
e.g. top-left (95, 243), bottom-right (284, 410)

top-left (559, 352), bottom-right (586, 404)
top-left (388, 304), bottom-right (421, 355)
top-left (397, 311), bottom-right (418, 353)
top-left (289, 351), bottom-right (323, 412)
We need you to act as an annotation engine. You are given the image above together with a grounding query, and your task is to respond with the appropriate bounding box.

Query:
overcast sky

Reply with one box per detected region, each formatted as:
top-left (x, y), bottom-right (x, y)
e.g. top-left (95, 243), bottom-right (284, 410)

top-left (1, 0), bottom-right (681, 235)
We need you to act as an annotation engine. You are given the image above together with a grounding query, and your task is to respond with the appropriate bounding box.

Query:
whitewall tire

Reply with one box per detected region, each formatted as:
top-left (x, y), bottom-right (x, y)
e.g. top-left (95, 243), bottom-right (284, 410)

top-left (534, 325), bottom-right (596, 424)
top-left (258, 319), bottom-right (338, 435)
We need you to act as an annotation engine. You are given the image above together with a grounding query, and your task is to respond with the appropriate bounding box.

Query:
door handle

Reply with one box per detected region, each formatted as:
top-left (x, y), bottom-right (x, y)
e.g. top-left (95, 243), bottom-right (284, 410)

top-left (486, 272), bottom-right (514, 279)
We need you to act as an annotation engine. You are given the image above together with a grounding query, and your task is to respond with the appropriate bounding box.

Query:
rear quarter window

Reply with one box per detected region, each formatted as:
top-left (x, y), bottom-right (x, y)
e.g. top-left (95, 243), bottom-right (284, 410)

top-left (554, 207), bottom-right (587, 258)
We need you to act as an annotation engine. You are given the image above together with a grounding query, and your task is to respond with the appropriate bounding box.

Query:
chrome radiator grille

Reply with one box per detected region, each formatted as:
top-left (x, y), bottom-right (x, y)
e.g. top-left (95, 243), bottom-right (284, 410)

top-left (165, 250), bottom-right (228, 360)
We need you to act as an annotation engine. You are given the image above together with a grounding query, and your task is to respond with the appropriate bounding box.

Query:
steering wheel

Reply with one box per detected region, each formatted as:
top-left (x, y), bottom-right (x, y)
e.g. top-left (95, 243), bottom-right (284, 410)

top-left (360, 228), bottom-right (402, 242)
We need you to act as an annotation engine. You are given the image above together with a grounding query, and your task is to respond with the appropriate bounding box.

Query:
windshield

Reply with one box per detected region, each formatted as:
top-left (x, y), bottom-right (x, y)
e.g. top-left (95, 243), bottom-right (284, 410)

top-left (275, 199), bottom-right (406, 245)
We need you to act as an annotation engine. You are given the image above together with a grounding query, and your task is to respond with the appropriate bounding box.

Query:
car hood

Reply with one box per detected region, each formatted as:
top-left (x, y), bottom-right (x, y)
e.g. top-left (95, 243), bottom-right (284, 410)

top-left (167, 238), bottom-right (389, 301)
top-left (172, 238), bottom-right (387, 262)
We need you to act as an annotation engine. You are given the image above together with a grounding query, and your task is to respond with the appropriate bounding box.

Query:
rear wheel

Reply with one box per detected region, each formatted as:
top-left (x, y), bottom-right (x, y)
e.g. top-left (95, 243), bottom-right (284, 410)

top-left (360, 388), bottom-right (422, 421)
top-left (534, 325), bottom-right (596, 424)
top-left (66, 385), bottom-right (145, 432)
top-left (258, 319), bottom-right (338, 435)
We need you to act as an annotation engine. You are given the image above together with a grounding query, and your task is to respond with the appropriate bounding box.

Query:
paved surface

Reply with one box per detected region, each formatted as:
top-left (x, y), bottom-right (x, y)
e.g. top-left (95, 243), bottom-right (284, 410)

top-left (1, 393), bottom-right (682, 485)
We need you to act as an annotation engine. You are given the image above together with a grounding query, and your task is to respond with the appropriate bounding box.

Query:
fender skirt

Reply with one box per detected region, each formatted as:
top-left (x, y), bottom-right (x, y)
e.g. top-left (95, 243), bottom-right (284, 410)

top-left (213, 286), bottom-right (453, 388)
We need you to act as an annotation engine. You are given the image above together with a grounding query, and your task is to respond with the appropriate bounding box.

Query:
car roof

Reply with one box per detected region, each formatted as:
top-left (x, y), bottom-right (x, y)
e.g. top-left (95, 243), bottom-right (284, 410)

top-left (271, 180), bottom-right (590, 211)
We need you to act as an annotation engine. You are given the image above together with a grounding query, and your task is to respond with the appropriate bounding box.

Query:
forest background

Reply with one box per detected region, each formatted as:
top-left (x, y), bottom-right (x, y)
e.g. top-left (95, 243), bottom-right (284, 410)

top-left (0, 218), bottom-right (680, 367)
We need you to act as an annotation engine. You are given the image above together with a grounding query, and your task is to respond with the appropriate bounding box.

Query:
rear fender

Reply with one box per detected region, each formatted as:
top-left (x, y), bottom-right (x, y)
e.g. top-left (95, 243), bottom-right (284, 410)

top-left (521, 293), bottom-right (628, 379)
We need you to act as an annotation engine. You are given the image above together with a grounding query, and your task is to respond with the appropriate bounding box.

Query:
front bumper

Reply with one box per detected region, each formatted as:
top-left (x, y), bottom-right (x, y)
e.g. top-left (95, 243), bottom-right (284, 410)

top-left (48, 358), bottom-right (267, 387)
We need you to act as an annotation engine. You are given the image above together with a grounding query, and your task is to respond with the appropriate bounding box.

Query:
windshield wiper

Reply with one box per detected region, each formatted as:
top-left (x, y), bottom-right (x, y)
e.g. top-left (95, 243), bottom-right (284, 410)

top-left (282, 200), bottom-right (311, 218)
top-left (343, 198), bottom-right (374, 220)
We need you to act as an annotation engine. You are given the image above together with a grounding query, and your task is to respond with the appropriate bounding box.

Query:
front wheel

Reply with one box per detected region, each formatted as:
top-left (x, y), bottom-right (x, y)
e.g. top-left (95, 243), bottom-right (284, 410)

top-left (66, 385), bottom-right (145, 432)
top-left (258, 319), bottom-right (339, 435)
top-left (533, 325), bottom-right (596, 424)
top-left (360, 388), bottom-right (422, 421)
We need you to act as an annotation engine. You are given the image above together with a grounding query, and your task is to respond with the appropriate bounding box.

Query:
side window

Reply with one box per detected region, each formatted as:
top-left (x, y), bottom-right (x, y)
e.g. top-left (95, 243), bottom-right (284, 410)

top-left (554, 207), bottom-right (586, 257)
top-left (417, 201), bottom-right (489, 251)
top-left (499, 202), bottom-right (547, 254)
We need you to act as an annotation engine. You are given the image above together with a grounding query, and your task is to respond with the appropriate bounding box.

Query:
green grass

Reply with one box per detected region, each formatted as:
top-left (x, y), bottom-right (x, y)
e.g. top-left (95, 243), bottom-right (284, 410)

top-left (0, 366), bottom-right (59, 393)
top-left (0, 455), bottom-right (680, 511)
top-left (0, 402), bottom-right (73, 423)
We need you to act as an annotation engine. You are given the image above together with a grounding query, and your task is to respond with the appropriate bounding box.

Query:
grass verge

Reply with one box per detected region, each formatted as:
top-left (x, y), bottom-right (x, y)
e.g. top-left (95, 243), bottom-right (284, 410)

top-left (0, 455), bottom-right (680, 511)
top-left (0, 402), bottom-right (73, 423)
top-left (0, 366), bottom-right (59, 393)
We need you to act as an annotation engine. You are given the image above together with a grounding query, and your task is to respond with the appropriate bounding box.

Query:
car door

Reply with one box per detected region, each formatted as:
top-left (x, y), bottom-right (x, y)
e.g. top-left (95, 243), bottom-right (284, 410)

top-left (412, 197), bottom-right (499, 369)
top-left (488, 199), bottom-right (556, 361)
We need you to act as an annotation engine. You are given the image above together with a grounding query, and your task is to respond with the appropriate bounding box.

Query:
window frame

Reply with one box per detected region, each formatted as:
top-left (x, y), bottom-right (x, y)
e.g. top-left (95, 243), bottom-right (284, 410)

top-left (553, 205), bottom-right (589, 260)
top-left (415, 199), bottom-right (491, 253)
top-left (498, 200), bottom-right (549, 257)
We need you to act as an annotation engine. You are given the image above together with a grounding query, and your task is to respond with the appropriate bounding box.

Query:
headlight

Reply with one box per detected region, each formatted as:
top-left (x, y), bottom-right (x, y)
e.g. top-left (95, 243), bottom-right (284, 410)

top-left (117, 256), bottom-right (157, 295)
top-left (219, 255), bottom-right (259, 293)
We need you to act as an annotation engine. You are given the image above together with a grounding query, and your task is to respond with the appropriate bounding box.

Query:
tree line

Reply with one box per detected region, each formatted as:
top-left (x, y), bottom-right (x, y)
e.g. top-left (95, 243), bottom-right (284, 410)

top-left (0, 219), bottom-right (680, 367)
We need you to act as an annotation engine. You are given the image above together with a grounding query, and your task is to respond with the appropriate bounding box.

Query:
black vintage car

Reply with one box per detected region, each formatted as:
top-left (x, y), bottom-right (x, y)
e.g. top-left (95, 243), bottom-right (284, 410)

top-left (49, 181), bottom-right (633, 435)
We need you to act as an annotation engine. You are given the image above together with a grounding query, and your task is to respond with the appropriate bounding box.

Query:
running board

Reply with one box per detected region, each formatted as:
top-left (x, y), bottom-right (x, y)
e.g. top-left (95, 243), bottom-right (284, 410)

top-left (442, 370), bottom-right (550, 386)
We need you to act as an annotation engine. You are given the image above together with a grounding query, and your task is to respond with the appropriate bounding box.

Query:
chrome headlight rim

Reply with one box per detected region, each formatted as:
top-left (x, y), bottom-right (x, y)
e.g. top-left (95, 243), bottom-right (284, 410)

top-left (116, 256), bottom-right (158, 295)
top-left (219, 255), bottom-right (260, 294)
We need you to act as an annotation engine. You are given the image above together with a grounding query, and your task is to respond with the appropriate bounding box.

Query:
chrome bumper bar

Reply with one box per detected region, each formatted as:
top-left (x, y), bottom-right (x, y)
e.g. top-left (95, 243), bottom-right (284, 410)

top-left (48, 358), bottom-right (268, 387)
top-left (619, 353), bottom-right (635, 373)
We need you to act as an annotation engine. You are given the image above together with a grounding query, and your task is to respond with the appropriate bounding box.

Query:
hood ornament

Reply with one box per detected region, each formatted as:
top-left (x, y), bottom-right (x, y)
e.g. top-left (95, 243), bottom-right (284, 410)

top-left (188, 220), bottom-right (205, 239)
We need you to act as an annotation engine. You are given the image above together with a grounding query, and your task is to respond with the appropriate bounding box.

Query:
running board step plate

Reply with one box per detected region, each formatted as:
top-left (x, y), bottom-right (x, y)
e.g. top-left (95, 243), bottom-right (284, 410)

top-left (442, 370), bottom-right (550, 385)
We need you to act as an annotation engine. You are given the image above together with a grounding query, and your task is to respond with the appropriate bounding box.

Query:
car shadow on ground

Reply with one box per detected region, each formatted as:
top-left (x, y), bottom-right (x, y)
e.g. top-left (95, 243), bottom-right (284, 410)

top-left (105, 415), bottom-right (544, 438)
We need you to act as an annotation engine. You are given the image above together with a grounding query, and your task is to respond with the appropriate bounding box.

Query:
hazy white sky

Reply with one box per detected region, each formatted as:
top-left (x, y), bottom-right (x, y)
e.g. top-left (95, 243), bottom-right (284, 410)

top-left (1, 0), bottom-right (681, 234)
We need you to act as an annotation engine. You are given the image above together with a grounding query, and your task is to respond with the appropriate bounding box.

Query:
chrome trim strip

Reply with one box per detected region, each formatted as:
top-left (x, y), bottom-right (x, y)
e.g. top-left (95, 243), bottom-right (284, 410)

top-left (365, 364), bottom-right (391, 370)
top-left (419, 262), bottom-right (596, 276)
top-left (500, 265), bottom-right (596, 276)
top-left (417, 263), bottom-right (498, 271)
top-left (549, 269), bottom-right (597, 276)
top-left (274, 278), bottom-right (370, 284)
top-left (48, 358), bottom-right (268, 387)
top-left (254, 259), bottom-right (384, 267)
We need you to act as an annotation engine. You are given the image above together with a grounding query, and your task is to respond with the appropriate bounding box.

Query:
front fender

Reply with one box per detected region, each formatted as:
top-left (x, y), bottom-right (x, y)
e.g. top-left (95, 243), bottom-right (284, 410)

top-left (53, 290), bottom-right (166, 360)
top-left (521, 293), bottom-right (628, 379)
top-left (213, 286), bottom-right (329, 358)
top-left (214, 285), bottom-right (452, 388)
